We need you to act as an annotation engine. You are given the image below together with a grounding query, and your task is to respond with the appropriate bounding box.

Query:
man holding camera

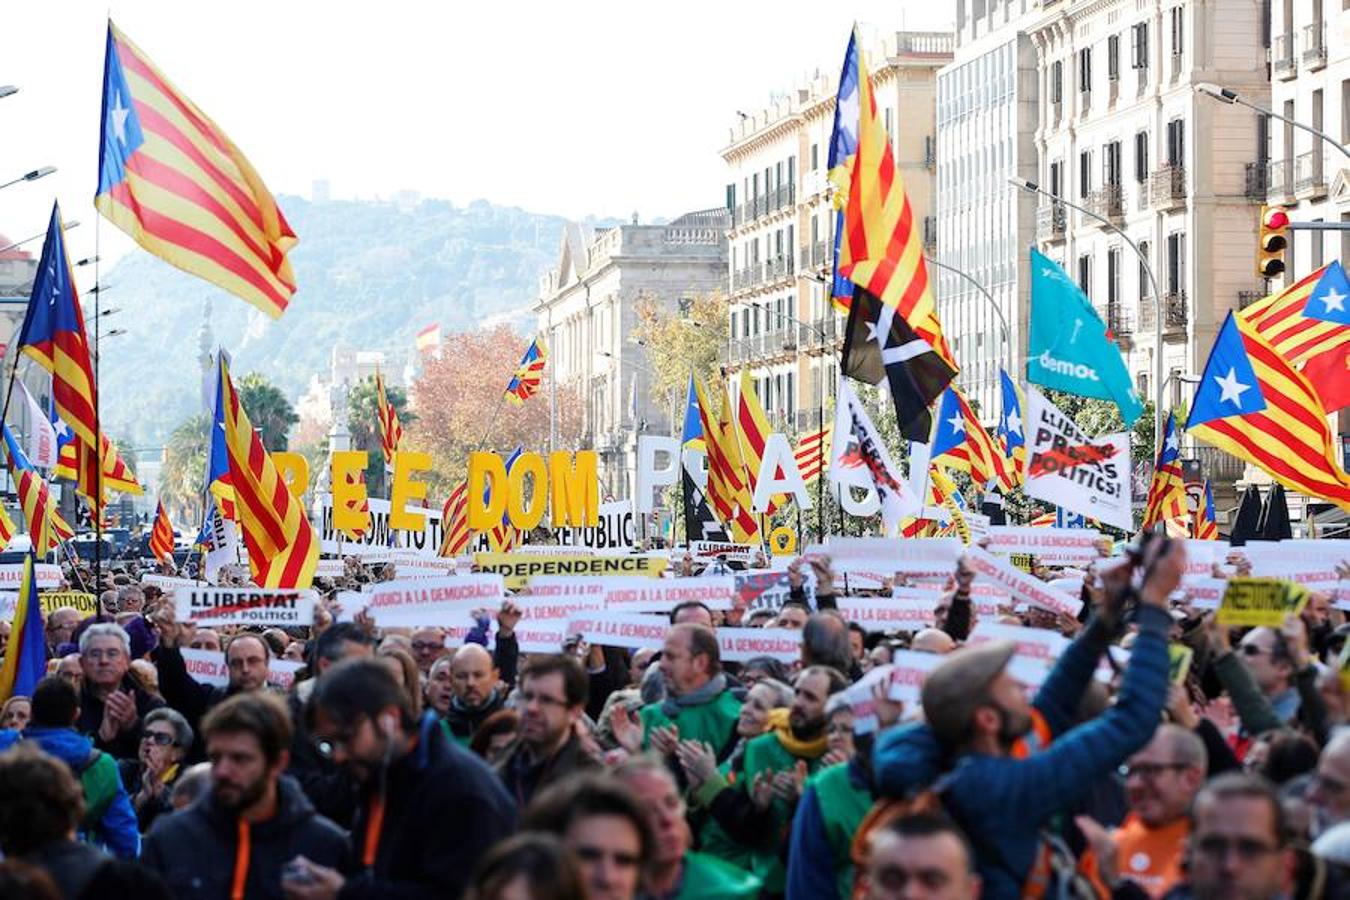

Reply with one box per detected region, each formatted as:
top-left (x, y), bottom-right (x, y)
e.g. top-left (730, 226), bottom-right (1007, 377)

top-left (873, 538), bottom-right (1185, 899)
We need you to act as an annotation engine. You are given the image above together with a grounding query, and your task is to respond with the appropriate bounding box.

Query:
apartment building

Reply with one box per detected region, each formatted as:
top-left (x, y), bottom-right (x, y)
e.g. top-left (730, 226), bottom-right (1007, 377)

top-left (721, 31), bottom-right (953, 437)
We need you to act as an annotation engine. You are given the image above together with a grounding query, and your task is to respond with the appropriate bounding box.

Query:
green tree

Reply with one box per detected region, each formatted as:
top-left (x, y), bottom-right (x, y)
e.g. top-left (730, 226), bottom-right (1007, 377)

top-left (347, 375), bottom-right (417, 497)
top-left (632, 292), bottom-right (729, 407)
top-left (237, 372), bottom-right (299, 451)
top-left (159, 415), bottom-right (209, 524)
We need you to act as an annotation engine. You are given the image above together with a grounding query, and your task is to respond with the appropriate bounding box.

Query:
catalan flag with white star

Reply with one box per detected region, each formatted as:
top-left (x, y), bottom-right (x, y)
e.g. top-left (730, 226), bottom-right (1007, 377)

top-left (96, 22), bottom-right (298, 318)
top-left (504, 339), bottom-right (547, 406)
top-left (931, 384), bottom-right (1017, 491)
top-left (1143, 412), bottom-right (1188, 530)
top-left (996, 369), bottom-right (1026, 484)
top-left (1239, 261), bottom-right (1350, 412)
top-left (1189, 312), bottom-right (1350, 510)
top-left (1, 424), bottom-right (73, 555)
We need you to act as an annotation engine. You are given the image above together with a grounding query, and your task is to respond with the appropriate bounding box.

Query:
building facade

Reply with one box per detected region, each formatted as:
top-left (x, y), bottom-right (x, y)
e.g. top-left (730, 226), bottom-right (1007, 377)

top-left (721, 30), bottom-right (954, 438)
top-left (1028, 0), bottom-right (1270, 501)
top-left (534, 210), bottom-right (728, 501)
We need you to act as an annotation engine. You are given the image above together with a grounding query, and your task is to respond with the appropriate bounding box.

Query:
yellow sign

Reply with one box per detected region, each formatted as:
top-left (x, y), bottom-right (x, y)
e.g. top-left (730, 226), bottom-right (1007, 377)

top-left (768, 527), bottom-right (797, 556)
top-left (1339, 640), bottom-right (1350, 695)
top-left (1010, 553), bottom-right (1035, 573)
top-left (468, 450), bottom-right (599, 531)
top-left (1216, 577), bottom-right (1309, 628)
top-left (473, 552), bottom-right (668, 589)
top-left (1168, 643), bottom-right (1194, 685)
top-left (40, 591), bottom-right (98, 617)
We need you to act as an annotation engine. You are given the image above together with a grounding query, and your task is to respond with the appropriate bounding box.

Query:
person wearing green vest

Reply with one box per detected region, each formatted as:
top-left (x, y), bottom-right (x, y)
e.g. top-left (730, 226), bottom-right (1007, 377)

top-left (615, 755), bottom-right (761, 900)
top-left (683, 665), bottom-right (848, 895)
top-left (637, 624), bottom-right (742, 759)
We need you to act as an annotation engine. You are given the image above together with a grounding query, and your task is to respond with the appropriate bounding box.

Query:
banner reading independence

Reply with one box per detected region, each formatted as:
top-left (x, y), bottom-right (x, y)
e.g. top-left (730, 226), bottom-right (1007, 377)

top-left (1021, 385), bottom-right (1132, 530)
top-left (475, 552), bottom-right (668, 589)
top-left (175, 587), bottom-right (317, 626)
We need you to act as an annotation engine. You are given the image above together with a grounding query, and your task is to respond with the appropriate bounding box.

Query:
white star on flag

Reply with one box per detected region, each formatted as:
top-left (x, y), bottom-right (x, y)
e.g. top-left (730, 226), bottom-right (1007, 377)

top-left (110, 93), bottom-right (130, 144)
top-left (947, 413), bottom-right (966, 435)
top-left (1321, 287), bottom-right (1347, 313)
top-left (1164, 430), bottom-right (1179, 452)
top-left (1005, 409), bottom-right (1023, 436)
top-left (1214, 367), bottom-right (1251, 407)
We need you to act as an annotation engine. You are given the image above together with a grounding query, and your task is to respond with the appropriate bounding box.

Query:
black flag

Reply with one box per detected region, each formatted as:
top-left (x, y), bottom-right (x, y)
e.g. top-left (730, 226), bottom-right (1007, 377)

top-left (682, 469), bottom-right (728, 544)
top-left (841, 286), bottom-right (956, 441)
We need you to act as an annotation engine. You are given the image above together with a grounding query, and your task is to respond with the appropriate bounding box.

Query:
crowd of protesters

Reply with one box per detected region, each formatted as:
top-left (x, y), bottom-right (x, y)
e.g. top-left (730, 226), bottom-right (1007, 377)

top-left (0, 534), bottom-right (1345, 900)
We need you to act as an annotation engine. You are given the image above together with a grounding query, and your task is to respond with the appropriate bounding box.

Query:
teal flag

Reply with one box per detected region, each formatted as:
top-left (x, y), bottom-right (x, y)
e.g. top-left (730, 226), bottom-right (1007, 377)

top-left (1027, 248), bottom-right (1144, 425)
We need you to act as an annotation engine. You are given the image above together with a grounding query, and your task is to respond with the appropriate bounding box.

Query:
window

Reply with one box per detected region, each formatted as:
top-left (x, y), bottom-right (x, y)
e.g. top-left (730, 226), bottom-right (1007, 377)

top-left (788, 156), bottom-right (797, 196)
top-left (810, 143), bottom-right (819, 171)
top-left (1078, 47), bottom-right (1093, 93)
top-left (1170, 6), bottom-right (1184, 56)
top-left (725, 183), bottom-right (736, 213)
top-left (1138, 240), bottom-right (1151, 302)
top-left (1108, 248), bottom-right (1121, 309)
top-left (1104, 141), bottom-right (1122, 187)
top-left (1134, 131), bottom-right (1150, 181)
top-left (1050, 160), bottom-right (1063, 197)
top-left (1108, 34), bottom-right (1121, 80)
top-left (1166, 232), bottom-right (1186, 293)
top-left (1079, 150), bottom-right (1092, 198)
top-left (1166, 119), bottom-right (1185, 166)
top-left (1078, 255), bottom-right (1092, 294)
top-left (1131, 22), bottom-right (1149, 69)
top-left (1051, 60), bottom-right (1063, 103)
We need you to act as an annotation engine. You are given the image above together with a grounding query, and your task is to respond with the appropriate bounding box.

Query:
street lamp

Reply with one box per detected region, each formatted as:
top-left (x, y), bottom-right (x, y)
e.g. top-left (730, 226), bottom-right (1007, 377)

top-left (1009, 176), bottom-right (1164, 445)
top-left (0, 219), bottom-right (79, 254)
top-left (0, 166), bottom-right (56, 192)
top-left (1196, 83), bottom-right (1350, 160)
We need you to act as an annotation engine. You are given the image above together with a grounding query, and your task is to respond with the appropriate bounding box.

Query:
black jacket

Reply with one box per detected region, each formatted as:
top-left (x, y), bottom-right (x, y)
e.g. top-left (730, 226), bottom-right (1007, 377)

top-left (117, 757), bottom-right (179, 833)
top-left (77, 677), bottom-right (165, 760)
top-left (495, 731), bottom-right (599, 810)
top-left (442, 689), bottom-right (507, 743)
top-left (141, 774), bottom-right (348, 899)
top-left (340, 712), bottom-right (518, 900)
top-left (150, 644), bottom-right (238, 760)
top-left (286, 682), bottom-right (359, 829)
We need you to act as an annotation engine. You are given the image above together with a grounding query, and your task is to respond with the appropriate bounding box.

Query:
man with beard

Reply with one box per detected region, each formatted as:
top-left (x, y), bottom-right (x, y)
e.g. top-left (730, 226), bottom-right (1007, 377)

top-left (141, 692), bottom-right (348, 898)
top-left (639, 624), bottom-right (742, 757)
top-left (443, 644), bottom-right (506, 745)
top-left (873, 542), bottom-right (1183, 899)
top-left (496, 654), bottom-right (599, 809)
top-left (692, 665), bottom-right (846, 893)
top-left (283, 658), bottom-right (516, 899)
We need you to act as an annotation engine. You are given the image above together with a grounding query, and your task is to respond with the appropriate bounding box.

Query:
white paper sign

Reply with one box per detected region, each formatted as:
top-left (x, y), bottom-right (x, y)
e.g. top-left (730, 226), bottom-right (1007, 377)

top-left (340, 575), bottom-right (505, 627)
top-left (180, 648), bottom-right (305, 691)
top-left (965, 547), bottom-right (1083, 617)
top-left (1022, 385), bottom-right (1133, 530)
top-left (601, 576), bottom-right (736, 613)
top-left (717, 627), bottom-right (801, 663)
top-left (967, 621), bottom-right (1070, 664)
top-left (807, 537), bottom-right (964, 576)
top-left (835, 597), bottom-right (939, 630)
top-left (565, 611), bottom-right (670, 650)
top-left (986, 527), bottom-right (1104, 563)
top-left (316, 496), bottom-right (443, 557)
top-left (315, 558), bottom-right (346, 579)
top-left (0, 564), bottom-right (62, 590)
top-left (175, 587), bottom-right (317, 626)
top-left (840, 665), bottom-right (901, 735)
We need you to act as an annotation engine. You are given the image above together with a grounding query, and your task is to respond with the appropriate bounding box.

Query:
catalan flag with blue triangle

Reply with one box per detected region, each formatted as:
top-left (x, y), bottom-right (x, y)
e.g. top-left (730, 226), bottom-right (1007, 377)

top-left (0, 556), bottom-right (47, 702)
top-left (1, 424), bottom-right (72, 556)
top-left (1143, 412), bottom-right (1188, 529)
top-left (996, 369), bottom-right (1026, 485)
top-left (825, 28), bottom-right (861, 313)
top-left (485, 446), bottom-right (523, 551)
top-left (931, 384), bottom-right (1017, 492)
top-left (1194, 478), bottom-right (1220, 540)
top-left (504, 339), bottom-right (547, 406)
top-left (1189, 312), bottom-right (1350, 510)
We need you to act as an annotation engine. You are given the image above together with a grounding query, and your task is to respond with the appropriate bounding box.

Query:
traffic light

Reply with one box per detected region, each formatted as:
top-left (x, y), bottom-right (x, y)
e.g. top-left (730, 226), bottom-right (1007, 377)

top-left (1256, 205), bottom-right (1290, 278)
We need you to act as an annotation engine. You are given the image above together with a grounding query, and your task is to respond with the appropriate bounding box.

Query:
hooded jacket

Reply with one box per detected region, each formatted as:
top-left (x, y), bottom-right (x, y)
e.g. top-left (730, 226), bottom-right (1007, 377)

top-left (141, 774), bottom-right (348, 899)
top-left (20, 725), bottom-right (140, 860)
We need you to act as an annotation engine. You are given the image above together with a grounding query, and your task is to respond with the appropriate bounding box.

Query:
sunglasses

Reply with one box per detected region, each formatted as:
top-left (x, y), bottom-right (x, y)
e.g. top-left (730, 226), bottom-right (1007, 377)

top-left (141, 731), bottom-right (177, 747)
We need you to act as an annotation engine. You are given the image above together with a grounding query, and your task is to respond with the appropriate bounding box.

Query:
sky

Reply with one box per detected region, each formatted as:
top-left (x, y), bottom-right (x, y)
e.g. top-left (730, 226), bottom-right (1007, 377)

top-left (1, 0), bottom-right (954, 266)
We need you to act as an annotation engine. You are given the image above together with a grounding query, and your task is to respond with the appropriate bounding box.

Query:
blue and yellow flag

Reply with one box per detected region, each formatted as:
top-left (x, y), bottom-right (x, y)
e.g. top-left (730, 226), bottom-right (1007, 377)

top-left (996, 369), bottom-right (1026, 483)
top-left (505, 339), bottom-right (547, 406)
top-left (681, 375), bottom-right (705, 452)
top-left (0, 555), bottom-right (47, 702)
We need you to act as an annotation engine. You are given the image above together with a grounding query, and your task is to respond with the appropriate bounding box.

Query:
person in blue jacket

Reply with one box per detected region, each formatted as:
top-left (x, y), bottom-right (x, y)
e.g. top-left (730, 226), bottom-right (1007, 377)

top-left (871, 540), bottom-right (1184, 899)
top-left (0, 675), bottom-right (140, 859)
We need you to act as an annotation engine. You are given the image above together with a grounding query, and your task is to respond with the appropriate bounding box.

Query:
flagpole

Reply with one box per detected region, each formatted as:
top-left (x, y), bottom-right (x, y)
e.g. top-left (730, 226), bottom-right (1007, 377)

top-left (93, 214), bottom-right (103, 586)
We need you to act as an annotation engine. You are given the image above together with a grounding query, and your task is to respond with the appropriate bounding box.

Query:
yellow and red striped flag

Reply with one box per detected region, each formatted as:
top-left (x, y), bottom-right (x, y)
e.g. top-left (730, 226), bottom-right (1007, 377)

top-left (794, 424), bottom-right (832, 486)
top-left (96, 22), bottom-right (298, 318)
top-left (504, 339), bottom-right (547, 406)
top-left (55, 434), bottom-right (144, 520)
top-left (1029, 510), bottom-right (1057, 528)
top-left (1142, 412), bottom-right (1188, 530)
top-left (0, 504), bottom-right (15, 554)
top-left (735, 371), bottom-right (787, 514)
top-left (1239, 263), bottom-right (1349, 411)
top-left (931, 385), bottom-right (1017, 491)
top-left (693, 378), bottom-right (759, 544)
top-left (374, 369), bottom-right (404, 468)
top-left (337, 469), bottom-right (370, 541)
top-left (1194, 479), bottom-right (1220, 540)
top-left (218, 357), bottom-right (319, 587)
top-left (149, 500), bottom-right (175, 564)
top-left (1189, 313), bottom-right (1350, 511)
top-left (416, 324), bottom-right (441, 354)
top-left (835, 39), bottom-right (954, 369)
top-left (439, 481), bottom-right (470, 558)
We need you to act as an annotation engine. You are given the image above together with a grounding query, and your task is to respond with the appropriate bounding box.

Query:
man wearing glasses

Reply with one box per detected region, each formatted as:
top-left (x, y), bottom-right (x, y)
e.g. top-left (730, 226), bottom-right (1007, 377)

top-left (496, 654), bottom-right (598, 809)
top-left (1163, 772), bottom-right (1293, 900)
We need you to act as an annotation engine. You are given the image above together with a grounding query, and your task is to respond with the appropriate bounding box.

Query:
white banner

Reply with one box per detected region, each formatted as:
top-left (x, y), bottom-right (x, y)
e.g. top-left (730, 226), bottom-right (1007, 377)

top-left (840, 665), bottom-right (901, 735)
top-left (315, 558), bottom-right (346, 579)
top-left (519, 577), bottom-right (609, 605)
top-left (689, 541), bottom-right (757, 564)
top-left (967, 621), bottom-right (1070, 664)
top-left (1180, 540), bottom-right (1231, 583)
top-left (140, 574), bottom-right (200, 594)
top-left (1022, 386), bottom-right (1133, 530)
top-left (717, 627), bottom-right (801, 663)
top-left (175, 587), bottom-right (317, 627)
top-left (338, 575), bottom-right (505, 627)
top-left (601, 576), bottom-right (737, 613)
top-left (551, 500), bottom-right (635, 552)
top-left (807, 537), bottom-right (964, 576)
top-left (507, 591), bottom-right (608, 653)
top-left (180, 648), bottom-right (305, 692)
top-left (316, 496), bottom-right (443, 558)
top-left (1241, 540), bottom-right (1350, 570)
top-left (0, 564), bottom-right (62, 590)
top-left (565, 611), bottom-right (670, 650)
top-left (835, 596), bottom-right (939, 630)
top-left (985, 527), bottom-right (1103, 563)
top-left (965, 547), bottom-right (1083, 618)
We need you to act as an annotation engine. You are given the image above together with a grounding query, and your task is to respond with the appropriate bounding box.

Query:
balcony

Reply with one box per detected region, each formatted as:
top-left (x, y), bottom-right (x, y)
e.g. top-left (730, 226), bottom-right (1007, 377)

top-left (1078, 89), bottom-right (1091, 117)
top-left (1244, 162), bottom-right (1268, 201)
top-left (773, 183), bottom-right (796, 211)
top-left (1267, 158), bottom-right (1293, 200)
top-left (923, 136), bottom-right (937, 171)
top-left (1302, 23), bottom-right (1327, 70)
top-left (1148, 164), bottom-right (1187, 209)
top-left (1295, 151), bottom-right (1327, 198)
top-left (1138, 291), bottom-right (1188, 338)
top-left (1105, 302), bottom-right (1134, 347)
top-left (1036, 202), bottom-right (1067, 242)
top-left (1272, 32), bottom-right (1296, 79)
top-left (1237, 286), bottom-right (1269, 310)
top-left (799, 315), bottom-right (841, 353)
top-left (922, 216), bottom-right (938, 254)
top-left (811, 240), bottom-right (828, 268)
top-left (1086, 184), bottom-right (1125, 225)
top-left (1192, 445), bottom-right (1248, 484)
top-left (767, 255), bottom-right (793, 281)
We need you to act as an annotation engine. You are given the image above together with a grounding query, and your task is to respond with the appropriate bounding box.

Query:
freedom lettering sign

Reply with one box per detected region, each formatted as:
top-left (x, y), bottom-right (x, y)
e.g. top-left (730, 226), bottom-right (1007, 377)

top-left (175, 587), bottom-right (317, 627)
top-left (474, 553), bottom-right (668, 589)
